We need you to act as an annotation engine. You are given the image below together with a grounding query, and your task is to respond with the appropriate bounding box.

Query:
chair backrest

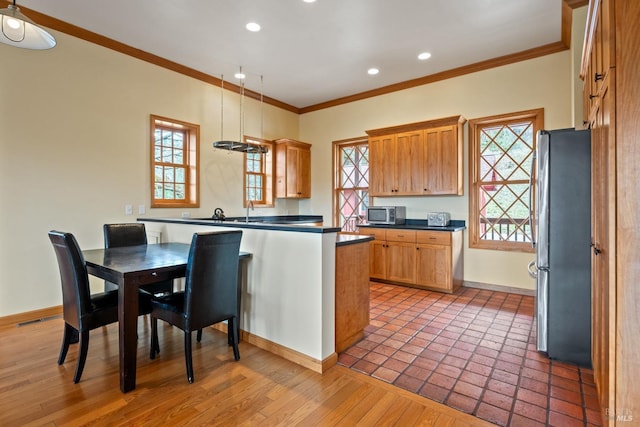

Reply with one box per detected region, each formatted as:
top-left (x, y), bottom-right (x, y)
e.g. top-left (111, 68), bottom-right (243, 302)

top-left (184, 230), bottom-right (242, 330)
top-left (103, 223), bottom-right (147, 248)
top-left (48, 231), bottom-right (92, 330)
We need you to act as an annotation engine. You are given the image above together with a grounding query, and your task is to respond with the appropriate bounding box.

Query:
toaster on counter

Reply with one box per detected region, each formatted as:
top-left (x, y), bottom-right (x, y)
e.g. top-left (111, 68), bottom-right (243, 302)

top-left (427, 212), bottom-right (451, 227)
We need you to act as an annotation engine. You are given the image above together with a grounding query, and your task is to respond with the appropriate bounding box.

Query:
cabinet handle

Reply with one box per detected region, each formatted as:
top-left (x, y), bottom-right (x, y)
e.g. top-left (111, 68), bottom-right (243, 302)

top-left (589, 94), bottom-right (598, 100)
top-left (594, 73), bottom-right (604, 82)
top-left (593, 246), bottom-right (602, 256)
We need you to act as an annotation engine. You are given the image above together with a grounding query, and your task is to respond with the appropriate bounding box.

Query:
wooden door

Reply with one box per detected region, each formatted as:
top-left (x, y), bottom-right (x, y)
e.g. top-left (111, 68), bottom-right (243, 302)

top-left (369, 134), bottom-right (396, 196)
top-left (415, 243), bottom-right (451, 291)
top-left (386, 241), bottom-right (415, 283)
top-left (395, 130), bottom-right (423, 195)
top-left (297, 146), bottom-right (311, 198)
top-left (423, 125), bottom-right (460, 195)
top-left (369, 239), bottom-right (387, 280)
top-left (284, 145), bottom-right (300, 197)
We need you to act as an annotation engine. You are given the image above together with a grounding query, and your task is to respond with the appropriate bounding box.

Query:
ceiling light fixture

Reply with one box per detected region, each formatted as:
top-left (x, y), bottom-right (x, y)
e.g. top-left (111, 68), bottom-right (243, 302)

top-left (367, 68), bottom-right (379, 75)
top-left (245, 22), bottom-right (261, 32)
top-left (234, 68), bottom-right (246, 80)
top-left (0, 0), bottom-right (56, 49)
top-left (418, 52), bottom-right (432, 60)
top-left (303, 0), bottom-right (317, 3)
top-left (213, 67), bottom-right (268, 154)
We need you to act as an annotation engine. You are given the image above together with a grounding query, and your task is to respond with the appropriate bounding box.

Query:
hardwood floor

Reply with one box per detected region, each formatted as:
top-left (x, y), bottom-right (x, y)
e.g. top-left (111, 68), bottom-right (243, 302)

top-left (0, 316), bottom-right (493, 426)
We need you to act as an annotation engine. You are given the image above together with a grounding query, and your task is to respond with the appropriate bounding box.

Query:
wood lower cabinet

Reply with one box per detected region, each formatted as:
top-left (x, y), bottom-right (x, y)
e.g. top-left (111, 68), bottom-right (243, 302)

top-left (366, 116), bottom-right (465, 197)
top-left (335, 239), bottom-right (370, 353)
top-left (364, 227), bottom-right (463, 293)
top-left (275, 138), bottom-right (311, 198)
top-left (581, 0), bottom-right (640, 423)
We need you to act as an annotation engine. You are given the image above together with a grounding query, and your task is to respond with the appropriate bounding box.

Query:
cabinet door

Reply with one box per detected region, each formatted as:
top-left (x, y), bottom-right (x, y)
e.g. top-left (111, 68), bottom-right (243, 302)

top-left (591, 73), bottom-right (613, 414)
top-left (395, 130), bottom-right (424, 195)
top-left (284, 145), bottom-right (301, 197)
top-left (297, 146), bottom-right (311, 197)
top-left (386, 241), bottom-right (415, 283)
top-left (369, 240), bottom-right (387, 280)
top-left (423, 125), bottom-right (461, 195)
top-left (415, 243), bottom-right (451, 291)
top-left (276, 140), bottom-right (311, 199)
top-left (369, 134), bottom-right (396, 196)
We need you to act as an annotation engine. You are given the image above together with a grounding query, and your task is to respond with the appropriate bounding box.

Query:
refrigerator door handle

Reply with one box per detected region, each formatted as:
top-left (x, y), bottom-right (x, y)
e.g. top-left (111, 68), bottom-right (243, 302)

top-left (528, 151), bottom-right (536, 248)
top-left (527, 259), bottom-right (538, 278)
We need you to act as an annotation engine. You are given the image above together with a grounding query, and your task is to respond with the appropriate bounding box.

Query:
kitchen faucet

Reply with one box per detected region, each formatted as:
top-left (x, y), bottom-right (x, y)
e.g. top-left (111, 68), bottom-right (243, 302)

top-left (246, 200), bottom-right (254, 223)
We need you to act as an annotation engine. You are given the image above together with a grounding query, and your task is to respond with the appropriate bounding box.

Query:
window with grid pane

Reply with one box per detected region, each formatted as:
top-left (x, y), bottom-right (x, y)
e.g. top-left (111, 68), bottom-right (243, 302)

top-left (469, 109), bottom-right (543, 252)
top-left (150, 115), bottom-right (199, 208)
top-left (243, 137), bottom-right (274, 207)
top-left (333, 138), bottom-right (369, 232)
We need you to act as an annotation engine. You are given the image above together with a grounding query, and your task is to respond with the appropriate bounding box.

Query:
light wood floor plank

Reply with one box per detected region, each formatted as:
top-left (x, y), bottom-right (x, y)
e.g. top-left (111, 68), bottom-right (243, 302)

top-left (0, 317), bottom-right (494, 426)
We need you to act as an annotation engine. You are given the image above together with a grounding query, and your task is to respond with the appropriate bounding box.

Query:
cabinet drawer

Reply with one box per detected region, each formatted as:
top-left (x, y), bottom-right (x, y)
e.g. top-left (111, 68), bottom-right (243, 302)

top-left (385, 230), bottom-right (416, 243)
top-left (416, 230), bottom-right (451, 245)
top-left (362, 228), bottom-right (387, 241)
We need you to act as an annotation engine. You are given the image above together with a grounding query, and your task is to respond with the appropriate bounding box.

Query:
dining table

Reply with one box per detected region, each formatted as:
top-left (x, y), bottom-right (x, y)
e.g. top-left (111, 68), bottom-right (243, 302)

top-left (82, 242), bottom-right (251, 393)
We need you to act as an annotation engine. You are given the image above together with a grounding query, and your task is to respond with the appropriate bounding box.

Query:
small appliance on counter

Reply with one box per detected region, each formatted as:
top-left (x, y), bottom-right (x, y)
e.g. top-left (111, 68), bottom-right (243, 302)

top-left (367, 206), bottom-right (406, 225)
top-left (427, 212), bottom-right (451, 227)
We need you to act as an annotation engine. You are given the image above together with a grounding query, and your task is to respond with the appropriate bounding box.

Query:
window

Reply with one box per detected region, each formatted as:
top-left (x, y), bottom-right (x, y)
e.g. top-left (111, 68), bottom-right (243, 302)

top-left (468, 109), bottom-right (543, 252)
top-left (243, 137), bottom-right (274, 207)
top-left (333, 137), bottom-right (369, 231)
top-left (150, 115), bottom-right (199, 208)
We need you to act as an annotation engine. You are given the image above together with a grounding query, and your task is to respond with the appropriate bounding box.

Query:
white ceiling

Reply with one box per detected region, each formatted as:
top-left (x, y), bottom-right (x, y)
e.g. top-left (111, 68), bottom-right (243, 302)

top-left (20, 0), bottom-right (563, 109)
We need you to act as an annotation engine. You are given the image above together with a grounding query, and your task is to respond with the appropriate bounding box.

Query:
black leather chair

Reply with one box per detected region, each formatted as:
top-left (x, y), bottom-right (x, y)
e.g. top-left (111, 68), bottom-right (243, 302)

top-left (103, 223), bottom-right (173, 296)
top-left (149, 230), bottom-right (242, 383)
top-left (48, 230), bottom-right (152, 383)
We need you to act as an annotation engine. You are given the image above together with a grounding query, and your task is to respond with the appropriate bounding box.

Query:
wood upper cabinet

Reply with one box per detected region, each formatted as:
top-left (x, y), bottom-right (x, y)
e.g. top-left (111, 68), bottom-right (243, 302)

top-left (364, 227), bottom-right (463, 294)
top-left (366, 116), bottom-right (465, 197)
top-left (275, 139), bottom-right (311, 198)
top-left (423, 125), bottom-right (463, 195)
top-left (368, 134), bottom-right (395, 195)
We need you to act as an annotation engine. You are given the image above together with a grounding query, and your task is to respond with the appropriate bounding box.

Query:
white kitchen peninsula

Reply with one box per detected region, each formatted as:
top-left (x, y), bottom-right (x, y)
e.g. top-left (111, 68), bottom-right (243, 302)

top-left (140, 218), bottom-right (363, 373)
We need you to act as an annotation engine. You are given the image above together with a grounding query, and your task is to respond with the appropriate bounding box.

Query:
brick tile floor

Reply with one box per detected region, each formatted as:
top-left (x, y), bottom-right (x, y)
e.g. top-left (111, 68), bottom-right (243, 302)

top-left (337, 283), bottom-right (602, 427)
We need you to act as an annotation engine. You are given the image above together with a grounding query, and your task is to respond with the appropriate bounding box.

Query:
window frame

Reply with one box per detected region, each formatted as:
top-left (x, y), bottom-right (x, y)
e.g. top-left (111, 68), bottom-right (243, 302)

top-left (150, 115), bottom-right (200, 208)
top-left (468, 108), bottom-right (543, 252)
top-left (333, 136), bottom-right (369, 231)
top-left (243, 136), bottom-right (274, 208)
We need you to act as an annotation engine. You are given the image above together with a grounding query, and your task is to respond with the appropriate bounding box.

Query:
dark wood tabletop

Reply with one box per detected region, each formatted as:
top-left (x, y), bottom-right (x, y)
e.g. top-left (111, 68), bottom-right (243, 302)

top-left (83, 243), bottom-right (250, 393)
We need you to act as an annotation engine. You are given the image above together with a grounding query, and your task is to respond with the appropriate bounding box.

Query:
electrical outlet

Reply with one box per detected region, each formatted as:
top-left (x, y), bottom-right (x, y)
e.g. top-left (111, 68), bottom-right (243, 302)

top-left (138, 204), bottom-right (146, 215)
top-left (125, 204), bottom-right (133, 215)
top-left (181, 212), bottom-right (190, 218)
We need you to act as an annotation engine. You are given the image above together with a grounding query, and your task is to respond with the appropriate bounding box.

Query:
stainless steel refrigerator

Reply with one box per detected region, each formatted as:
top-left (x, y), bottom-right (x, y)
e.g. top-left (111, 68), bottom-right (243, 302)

top-left (528, 128), bottom-right (591, 367)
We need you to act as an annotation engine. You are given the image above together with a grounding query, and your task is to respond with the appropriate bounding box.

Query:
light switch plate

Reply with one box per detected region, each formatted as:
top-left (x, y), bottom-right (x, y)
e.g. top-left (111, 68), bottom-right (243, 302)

top-left (138, 204), bottom-right (146, 214)
top-left (125, 204), bottom-right (133, 215)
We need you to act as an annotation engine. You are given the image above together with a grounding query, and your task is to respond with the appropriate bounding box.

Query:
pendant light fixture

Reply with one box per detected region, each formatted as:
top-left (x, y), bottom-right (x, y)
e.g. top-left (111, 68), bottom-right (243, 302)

top-left (213, 66), bottom-right (268, 154)
top-left (0, 0), bottom-right (56, 49)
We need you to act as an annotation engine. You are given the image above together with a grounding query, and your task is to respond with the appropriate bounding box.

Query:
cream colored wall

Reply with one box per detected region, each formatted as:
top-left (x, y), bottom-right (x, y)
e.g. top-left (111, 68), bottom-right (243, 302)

top-left (0, 32), bottom-right (298, 316)
top-left (299, 52), bottom-right (575, 291)
top-left (0, 8), bottom-right (587, 316)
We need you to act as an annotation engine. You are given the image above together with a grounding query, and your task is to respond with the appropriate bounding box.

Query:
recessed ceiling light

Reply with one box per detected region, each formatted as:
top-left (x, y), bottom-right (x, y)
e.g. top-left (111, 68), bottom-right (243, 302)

top-left (246, 22), bottom-right (261, 32)
top-left (235, 71), bottom-right (246, 79)
top-left (303, 0), bottom-right (317, 3)
top-left (418, 52), bottom-right (432, 60)
top-left (368, 68), bottom-right (379, 75)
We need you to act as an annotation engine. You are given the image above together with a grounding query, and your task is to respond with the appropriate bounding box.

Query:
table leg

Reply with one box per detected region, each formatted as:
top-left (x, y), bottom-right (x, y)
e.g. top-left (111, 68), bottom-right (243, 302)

top-left (118, 279), bottom-right (139, 392)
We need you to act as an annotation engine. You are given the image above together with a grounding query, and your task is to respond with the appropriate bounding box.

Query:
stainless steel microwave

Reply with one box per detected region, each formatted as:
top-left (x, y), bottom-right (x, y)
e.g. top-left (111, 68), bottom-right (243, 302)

top-left (367, 206), bottom-right (406, 225)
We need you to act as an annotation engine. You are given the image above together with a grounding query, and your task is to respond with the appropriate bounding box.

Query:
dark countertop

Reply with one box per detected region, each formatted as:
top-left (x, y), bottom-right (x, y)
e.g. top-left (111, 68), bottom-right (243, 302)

top-left (358, 219), bottom-right (466, 232)
top-left (139, 216), bottom-right (341, 234)
top-left (336, 234), bottom-right (374, 247)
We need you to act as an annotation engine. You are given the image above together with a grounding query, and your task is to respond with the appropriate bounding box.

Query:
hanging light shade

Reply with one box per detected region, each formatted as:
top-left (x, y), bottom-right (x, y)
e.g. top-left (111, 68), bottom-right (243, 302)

top-left (0, 0), bottom-right (56, 50)
top-left (213, 67), bottom-right (268, 154)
